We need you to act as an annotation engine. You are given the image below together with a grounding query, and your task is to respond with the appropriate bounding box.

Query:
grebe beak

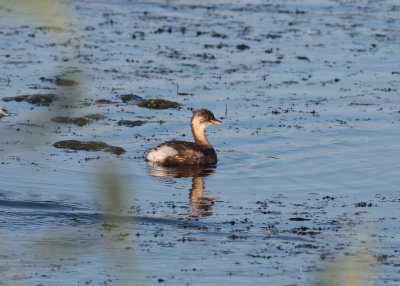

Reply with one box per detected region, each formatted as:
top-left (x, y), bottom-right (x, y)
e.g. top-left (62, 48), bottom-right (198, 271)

top-left (211, 119), bottom-right (223, 124)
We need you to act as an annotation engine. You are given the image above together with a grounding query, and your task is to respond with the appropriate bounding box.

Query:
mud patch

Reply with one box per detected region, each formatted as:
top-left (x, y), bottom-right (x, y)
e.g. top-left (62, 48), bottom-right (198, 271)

top-left (53, 140), bottom-right (125, 155)
top-left (39, 77), bottom-right (78, 86)
top-left (51, 114), bottom-right (106, 126)
top-left (120, 94), bottom-right (143, 103)
top-left (3, 94), bottom-right (57, 106)
top-left (117, 120), bottom-right (144, 127)
top-left (137, 99), bottom-right (181, 109)
top-left (95, 99), bottom-right (113, 104)
top-left (236, 44), bottom-right (250, 51)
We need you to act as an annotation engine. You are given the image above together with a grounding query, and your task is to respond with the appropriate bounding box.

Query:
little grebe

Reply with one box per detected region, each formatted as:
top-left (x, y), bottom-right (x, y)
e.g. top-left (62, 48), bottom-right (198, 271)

top-left (146, 109), bottom-right (222, 166)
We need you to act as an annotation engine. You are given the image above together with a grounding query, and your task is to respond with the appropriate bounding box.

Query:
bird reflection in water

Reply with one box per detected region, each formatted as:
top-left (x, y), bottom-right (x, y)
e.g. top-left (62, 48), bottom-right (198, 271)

top-left (148, 163), bottom-right (217, 216)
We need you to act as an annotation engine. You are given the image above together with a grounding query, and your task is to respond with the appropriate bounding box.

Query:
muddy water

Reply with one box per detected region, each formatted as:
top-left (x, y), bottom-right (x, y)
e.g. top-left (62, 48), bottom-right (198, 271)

top-left (1, 0), bottom-right (400, 285)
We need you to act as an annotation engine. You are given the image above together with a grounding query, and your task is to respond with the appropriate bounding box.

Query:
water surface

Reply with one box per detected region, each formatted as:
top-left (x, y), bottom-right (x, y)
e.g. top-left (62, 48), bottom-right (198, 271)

top-left (1, 0), bottom-right (399, 285)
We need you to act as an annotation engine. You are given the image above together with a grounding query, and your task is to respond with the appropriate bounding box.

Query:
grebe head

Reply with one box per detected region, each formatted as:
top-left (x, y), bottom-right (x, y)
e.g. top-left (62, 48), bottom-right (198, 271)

top-left (191, 109), bottom-right (222, 128)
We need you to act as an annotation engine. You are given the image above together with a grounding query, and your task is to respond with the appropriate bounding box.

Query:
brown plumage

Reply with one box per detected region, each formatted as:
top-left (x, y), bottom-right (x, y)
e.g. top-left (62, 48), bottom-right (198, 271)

top-left (146, 109), bottom-right (222, 166)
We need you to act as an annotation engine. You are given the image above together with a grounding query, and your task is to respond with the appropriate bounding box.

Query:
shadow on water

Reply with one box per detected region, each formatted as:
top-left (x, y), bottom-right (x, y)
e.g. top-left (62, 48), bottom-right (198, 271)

top-left (148, 163), bottom-right (217, 216)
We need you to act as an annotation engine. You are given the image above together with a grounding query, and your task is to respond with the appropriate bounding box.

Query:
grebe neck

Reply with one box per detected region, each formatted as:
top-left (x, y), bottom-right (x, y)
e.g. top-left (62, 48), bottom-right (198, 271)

top-left (191, 123), bottom-right (213, 148)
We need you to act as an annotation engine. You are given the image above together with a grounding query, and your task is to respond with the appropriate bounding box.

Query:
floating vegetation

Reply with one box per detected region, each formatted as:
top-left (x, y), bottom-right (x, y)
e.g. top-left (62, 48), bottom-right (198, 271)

top-left (37, 26), bottom-right (66, 32)
top-left (51, 114), bottom-right (106, 127)
top-left (296, 56), bottom-right (310, 61)
top-left (3, 94), bottom-right (57, 106)
top-left (120, 94), bottom-right (143, 103)
top-left (95, 99), bottom-right (112, 104)
top-left (236, 44), bottom-right (250, 50)
top-left (137, 99), bottom-right (181, 109)
top-left (84, 114), bottom-right (105, 121)
top-left (102, 221), bottom-right (120, 230)
top-left (211, 32), bottom-right (228, 39)
top-left (355, 201), bottom-right (373, 207)
top-left (117, 120), bottom-right (144, 127)
top-left (53, 140), bottom-right (125, 155)
top-left (265, 33), bottom-right (282, 39)
top-left (195, 53), bottom-right (216, 60)
top-left (40, 76), bottom-right (78, 86)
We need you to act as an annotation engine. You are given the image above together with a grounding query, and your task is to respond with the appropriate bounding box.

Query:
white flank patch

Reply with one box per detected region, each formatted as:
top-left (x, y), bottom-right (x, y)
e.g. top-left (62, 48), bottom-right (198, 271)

top-left (146, 145), bottom-right (178, 163)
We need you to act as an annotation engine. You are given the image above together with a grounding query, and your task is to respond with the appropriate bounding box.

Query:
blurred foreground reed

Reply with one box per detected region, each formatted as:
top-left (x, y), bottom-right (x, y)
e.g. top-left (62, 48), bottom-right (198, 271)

top-left (0, 1), bottom-right (136, 285)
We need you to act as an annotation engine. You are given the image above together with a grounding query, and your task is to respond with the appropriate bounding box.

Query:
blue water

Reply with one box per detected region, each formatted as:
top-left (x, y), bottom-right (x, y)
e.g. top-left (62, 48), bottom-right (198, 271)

top-left (1, 0), bottom-right (400, 285)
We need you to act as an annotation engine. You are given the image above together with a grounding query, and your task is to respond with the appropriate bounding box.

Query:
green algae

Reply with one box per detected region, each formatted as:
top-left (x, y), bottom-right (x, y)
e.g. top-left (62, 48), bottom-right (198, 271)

top-left (3, 94), bottom-right (57, 106)
top-left (120, 94), bottom-right (131, 102)
top-left (119, 94), bottom-right (180, 109)
top-left (95, 99), bottom-right (112, 104)
top-left (51, 114), bottom-right (106, 127)
top-left (120, 94), bottom-right (143, 103)
top-left (85, 114), bottom-right (106, 121)
top-left (40, 77), bottom-right (78, 86)
top-left (117, 120), bottom-right (144, 127)
top-left (137, 99), bottom-right (181, 109)
top-left (236, 44), bottom-right (250, 50)
top-left (53, 140), bottom-right (125, 155)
